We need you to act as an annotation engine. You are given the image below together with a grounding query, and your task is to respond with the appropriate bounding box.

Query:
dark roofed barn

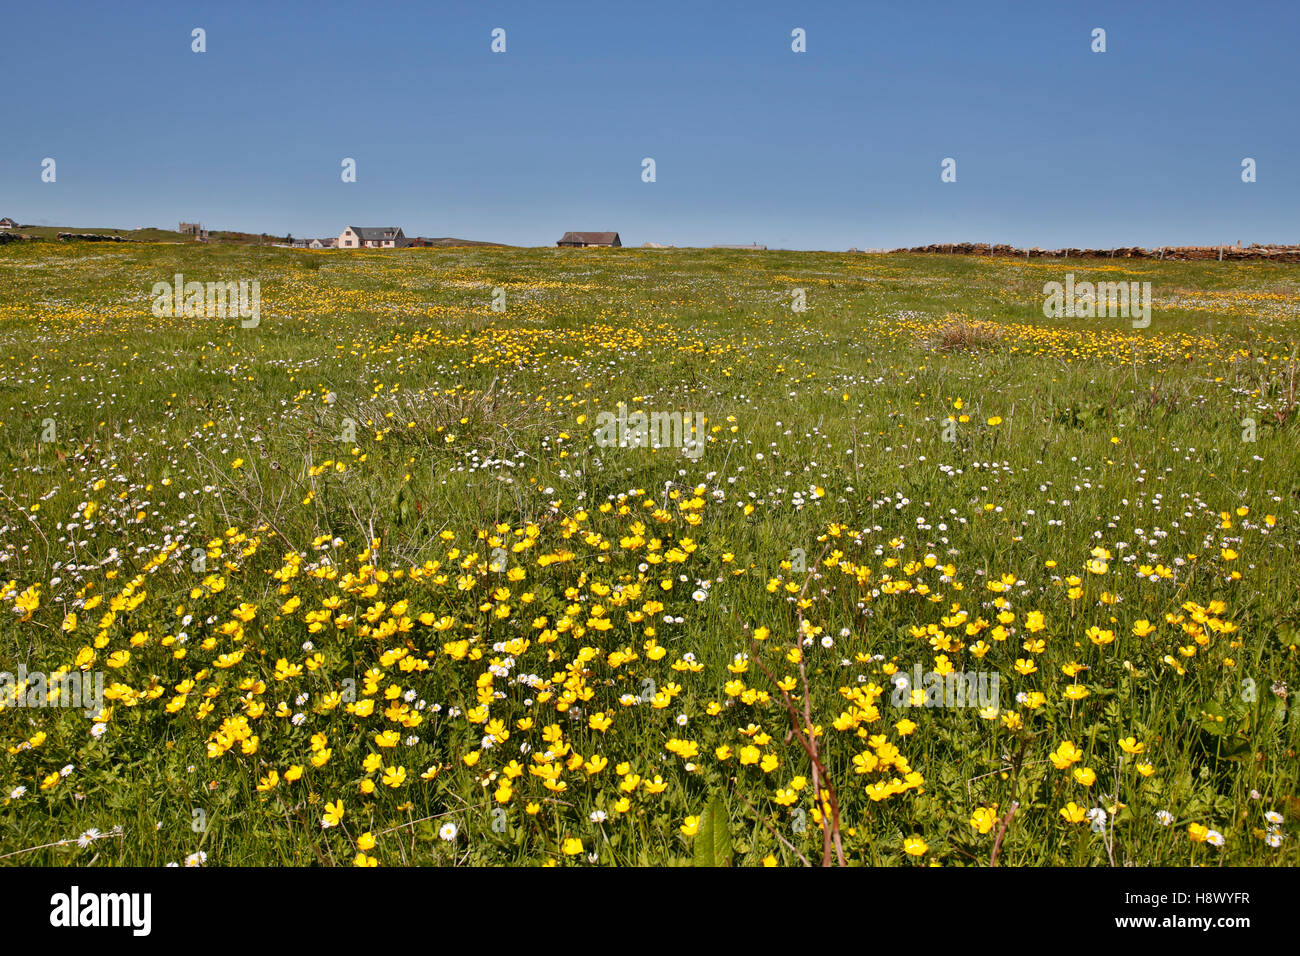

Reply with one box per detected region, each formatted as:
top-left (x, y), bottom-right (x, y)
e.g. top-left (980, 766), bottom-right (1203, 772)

top-left (557, 231), bottom-right (621, 248)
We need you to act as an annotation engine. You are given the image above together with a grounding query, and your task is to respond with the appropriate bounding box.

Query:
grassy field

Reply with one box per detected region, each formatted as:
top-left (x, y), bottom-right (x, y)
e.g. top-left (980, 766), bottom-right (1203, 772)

top-left (5, 226), bottom-right (330, 244)
top-left (7, 226), bottom-right (209, 242)
top-left (0, 242), bottom-right (1296, 866)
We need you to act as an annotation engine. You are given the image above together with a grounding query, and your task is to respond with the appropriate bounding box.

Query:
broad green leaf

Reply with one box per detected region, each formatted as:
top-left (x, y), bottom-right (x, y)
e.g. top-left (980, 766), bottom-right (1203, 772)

top-left (693, 794), bottom-right (733, 867)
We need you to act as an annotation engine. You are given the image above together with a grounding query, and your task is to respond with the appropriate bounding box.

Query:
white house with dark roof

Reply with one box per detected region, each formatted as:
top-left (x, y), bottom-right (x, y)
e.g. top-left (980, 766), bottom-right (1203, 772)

top-left (337, 226), bottom-right (407, 249)
top-left (0, 218), bottom-right (18, 231)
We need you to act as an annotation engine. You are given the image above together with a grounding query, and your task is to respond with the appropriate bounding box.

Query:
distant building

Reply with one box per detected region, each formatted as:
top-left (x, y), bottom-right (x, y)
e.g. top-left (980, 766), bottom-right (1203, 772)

top-left (712, 243), bottom-right (766, 250)
top-left (178, 221), bottom-right (208, 240)
top-left (338, 226), bottom-right (407, 249)
top-left (557, 231), bottom-right (621, 248)
top-left (0, 217), bottom-right (17, 231)
top-left (312, 237), bottom-right (337, 249)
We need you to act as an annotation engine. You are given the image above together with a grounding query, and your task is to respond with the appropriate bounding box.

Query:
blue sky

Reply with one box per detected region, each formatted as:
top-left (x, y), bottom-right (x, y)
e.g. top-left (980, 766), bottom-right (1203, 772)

top-left (2, 0), bottom-right (1296, 250)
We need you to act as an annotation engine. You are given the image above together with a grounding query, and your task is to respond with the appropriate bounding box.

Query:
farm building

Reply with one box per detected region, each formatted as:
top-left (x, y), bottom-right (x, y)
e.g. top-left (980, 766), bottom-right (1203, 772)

top-left (338, 226), bottom-right (407, 249)
top-left (557, 231), bottom-right (621, 248)
top-left (0, 217), bottom-right (18, 231)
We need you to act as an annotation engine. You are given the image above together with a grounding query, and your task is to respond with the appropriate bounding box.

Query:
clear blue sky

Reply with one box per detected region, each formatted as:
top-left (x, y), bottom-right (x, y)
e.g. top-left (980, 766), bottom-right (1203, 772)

top-left (3, 0), bottom-right (1296, 250)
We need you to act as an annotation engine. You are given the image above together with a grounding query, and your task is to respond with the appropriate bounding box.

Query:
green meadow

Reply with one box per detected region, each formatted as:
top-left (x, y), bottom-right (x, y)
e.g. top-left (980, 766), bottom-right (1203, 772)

top-left (0, 241), bottom-right (1296, 866)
